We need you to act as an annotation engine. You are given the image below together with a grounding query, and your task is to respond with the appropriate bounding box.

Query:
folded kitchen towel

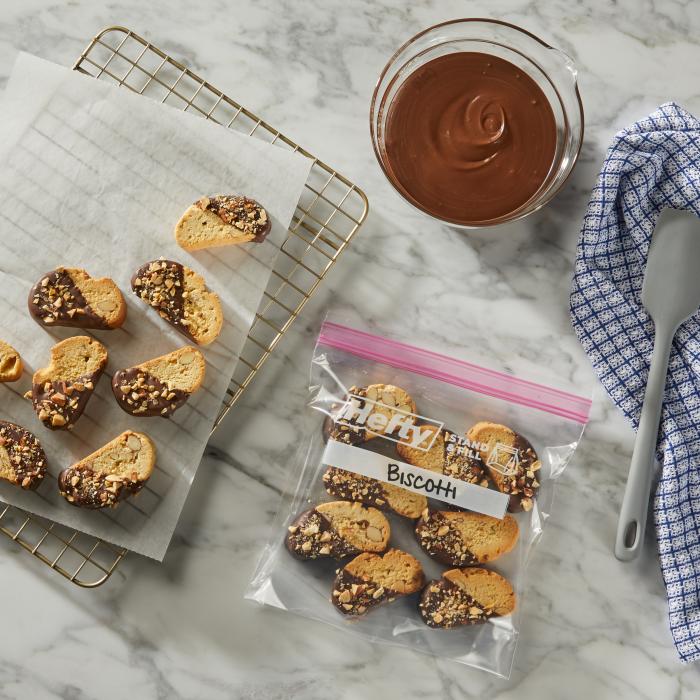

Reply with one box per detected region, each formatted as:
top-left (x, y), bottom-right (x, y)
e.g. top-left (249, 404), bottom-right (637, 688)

top-left (570, 102), bottom-right (700, 663)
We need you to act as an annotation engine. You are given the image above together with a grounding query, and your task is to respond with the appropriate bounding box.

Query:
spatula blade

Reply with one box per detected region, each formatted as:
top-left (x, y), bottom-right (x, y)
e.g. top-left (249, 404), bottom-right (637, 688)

top-left (642, 208), bottom-right (700, 326)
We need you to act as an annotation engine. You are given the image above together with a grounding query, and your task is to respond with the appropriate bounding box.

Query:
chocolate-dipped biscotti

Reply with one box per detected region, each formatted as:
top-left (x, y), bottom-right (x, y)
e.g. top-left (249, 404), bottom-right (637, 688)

top-left (111, 346), bottom-right (205, 417)
top-left (0, 421), bottom-right (47, 490)
top-left (396, 424), bottom-right (488, 487)
top-left (131, 259), bottom-right (223, 346)
top-left (286, 501), bottom-right (390, 560)
top-left (322, 467), bottom-right (427, 519)
top-left (323, 383), bottom-right (416, 445)
top-left (419, 568), bottom-right (516, 629)
top-left (415, 509), bottom-right (519, 566)
top-left (58, 430), bottom-right (156, 509)
top-left (0, 340), bottom-right (22, 382)
top-left (28, 267), bottom-right (126, 329)
top-left (31, 336), bottom-right (107, 430)
top-left (175, 195), bottom-right (271, 250)
top-left (332, 549), bottom-right (424, 617)
top-left (466, 422), bottom-right (541, 512)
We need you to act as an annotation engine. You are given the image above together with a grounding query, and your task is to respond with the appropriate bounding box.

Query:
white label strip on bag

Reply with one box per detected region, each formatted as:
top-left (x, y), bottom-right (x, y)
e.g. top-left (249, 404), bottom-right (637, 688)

top-left (322, 439), bottom-right (509, 519)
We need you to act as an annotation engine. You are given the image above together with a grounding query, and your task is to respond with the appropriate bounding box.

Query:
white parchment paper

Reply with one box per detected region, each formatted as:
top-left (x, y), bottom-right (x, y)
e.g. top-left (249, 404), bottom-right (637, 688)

top-left (0, 53), bottom-right (312, 560)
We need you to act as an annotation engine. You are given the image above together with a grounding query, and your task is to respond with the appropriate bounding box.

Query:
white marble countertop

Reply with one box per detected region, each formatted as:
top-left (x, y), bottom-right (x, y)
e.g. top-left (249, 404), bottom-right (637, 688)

top-left (2, 1), bottom-right (700, 698)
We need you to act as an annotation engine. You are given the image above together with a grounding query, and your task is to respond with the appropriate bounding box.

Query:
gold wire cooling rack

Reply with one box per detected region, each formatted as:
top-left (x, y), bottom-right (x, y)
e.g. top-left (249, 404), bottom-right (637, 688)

top-left (0, 26), bottom-right (368, 587)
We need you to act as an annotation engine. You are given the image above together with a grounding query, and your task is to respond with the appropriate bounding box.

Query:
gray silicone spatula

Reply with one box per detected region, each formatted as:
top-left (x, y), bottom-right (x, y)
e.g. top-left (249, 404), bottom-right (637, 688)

top-left (615, 208), bottom-right (700, 561)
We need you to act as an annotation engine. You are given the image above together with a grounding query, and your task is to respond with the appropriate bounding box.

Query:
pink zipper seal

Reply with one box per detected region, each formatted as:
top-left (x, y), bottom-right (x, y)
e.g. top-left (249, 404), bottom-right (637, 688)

top-left (317, 321), bottom-right (592, 424)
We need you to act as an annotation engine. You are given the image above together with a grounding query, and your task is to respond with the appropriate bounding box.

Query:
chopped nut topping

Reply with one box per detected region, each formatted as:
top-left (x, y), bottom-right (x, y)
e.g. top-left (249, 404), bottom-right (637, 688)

top-left (416, 512), bottom-right (477, 566)
top-left (196, 195), bottom-right (270, 240)
top-left (286, 510), bottom-right (358, 560)
top-left (29, 269), bottom-right (108, 327)
top-left (59, 464), bottom-right (142, 509)
top-left (332, 568), bottom-right (396, 617)
top-left (0, 421), bottom-right (47, 489)
top-left (113, 368), bottom-right (188, 417)
top-left (32, 374), bottom-right (99, 430)
top-left (50, 392), bottom-right (66, 406)
top-left (419, 579), bottom-right (494, 628)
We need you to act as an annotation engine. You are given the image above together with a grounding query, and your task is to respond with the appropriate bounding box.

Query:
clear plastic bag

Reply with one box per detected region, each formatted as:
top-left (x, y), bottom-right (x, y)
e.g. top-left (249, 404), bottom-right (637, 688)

top-left (246, 318), bottom-right (591, 678)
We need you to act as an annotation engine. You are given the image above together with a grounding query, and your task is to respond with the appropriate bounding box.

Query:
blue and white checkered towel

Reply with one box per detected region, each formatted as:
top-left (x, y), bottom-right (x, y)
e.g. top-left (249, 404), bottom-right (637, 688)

top-left (570, 102), bottom-right (700, 663)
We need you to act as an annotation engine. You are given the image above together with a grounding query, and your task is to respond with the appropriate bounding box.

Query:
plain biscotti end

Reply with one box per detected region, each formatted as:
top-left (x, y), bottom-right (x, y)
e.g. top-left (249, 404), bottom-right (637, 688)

top-left (0, 340), bottom-right (23, 382)
top-left (181, 266), bottom-right (223, 345)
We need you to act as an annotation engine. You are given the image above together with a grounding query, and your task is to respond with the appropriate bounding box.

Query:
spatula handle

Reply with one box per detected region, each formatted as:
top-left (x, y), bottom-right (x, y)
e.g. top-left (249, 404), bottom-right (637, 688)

top-left (615, 327), bottom-right (673, 561)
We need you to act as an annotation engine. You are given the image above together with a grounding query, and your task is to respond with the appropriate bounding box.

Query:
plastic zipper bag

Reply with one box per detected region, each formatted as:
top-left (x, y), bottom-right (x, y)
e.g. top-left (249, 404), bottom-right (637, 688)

top-left (246, 318), bottom-right (591, 678)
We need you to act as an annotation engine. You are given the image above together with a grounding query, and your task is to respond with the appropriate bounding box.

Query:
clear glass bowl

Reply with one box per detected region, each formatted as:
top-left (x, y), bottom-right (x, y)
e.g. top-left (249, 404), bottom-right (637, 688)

top-left (370, 18), bottom-right (584, 228)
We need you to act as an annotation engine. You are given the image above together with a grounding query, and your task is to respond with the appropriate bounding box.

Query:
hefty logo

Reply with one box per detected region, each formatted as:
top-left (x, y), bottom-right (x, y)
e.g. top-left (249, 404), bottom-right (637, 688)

top-left (335, 395), bottom-right (443, 451)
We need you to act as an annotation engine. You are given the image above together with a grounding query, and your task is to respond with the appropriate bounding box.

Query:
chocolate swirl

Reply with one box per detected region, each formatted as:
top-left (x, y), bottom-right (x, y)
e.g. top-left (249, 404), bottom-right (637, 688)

top-left (436, 94), bottom-right (507, 171)
top-left (383, 52), bottom-right (557, 225)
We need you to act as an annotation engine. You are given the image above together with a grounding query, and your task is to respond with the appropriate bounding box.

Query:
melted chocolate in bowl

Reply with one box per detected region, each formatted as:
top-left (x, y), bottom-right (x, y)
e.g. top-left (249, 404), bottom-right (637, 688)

top-left (383, 52), bottom-right (557, 225)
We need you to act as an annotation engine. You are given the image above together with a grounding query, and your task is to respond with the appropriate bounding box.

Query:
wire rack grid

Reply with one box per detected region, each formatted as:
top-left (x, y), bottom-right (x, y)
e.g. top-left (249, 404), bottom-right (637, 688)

top-left (0, 26), bottom-right (368, 587)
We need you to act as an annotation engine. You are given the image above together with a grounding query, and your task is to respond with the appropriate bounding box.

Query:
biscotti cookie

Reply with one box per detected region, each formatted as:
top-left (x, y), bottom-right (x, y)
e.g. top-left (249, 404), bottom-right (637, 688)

top-left (28, 267), bottom-right (126, 329)
top-left (31, 336), bottom-right (107, 430)
top-left (332, 549), bottom-right (424, 617)
top-left (323, 384), bottom-right (417, 445)
top-left (131, 259), bottom-right (223, 346)
top-left (0, 340), bottom-right (22, 382)
top-left (0, 421), bottom-right (47, 490)
top-left (466, 422), bottom-right (541, 512)
top-left (58, 430), bottom-right (156, 509)
top-left (396, 425), bottom-right (488, 487)
top-left (286, 501), bottom-right (390, 560)
top-left (175, 195), bottom-right (271, 250)
top-left (415, 509), bottom-right (519, 566)
top-left (419, 568), bottom-right (516, 629)
top-left (112, 346), bottom-right (205, 417)
top-left (322, 467), bottom-right (427, 519)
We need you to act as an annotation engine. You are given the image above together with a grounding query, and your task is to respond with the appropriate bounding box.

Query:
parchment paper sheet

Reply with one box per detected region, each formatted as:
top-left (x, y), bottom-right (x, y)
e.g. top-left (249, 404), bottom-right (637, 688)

top-left (0, 53), bottom-right (312, 560)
